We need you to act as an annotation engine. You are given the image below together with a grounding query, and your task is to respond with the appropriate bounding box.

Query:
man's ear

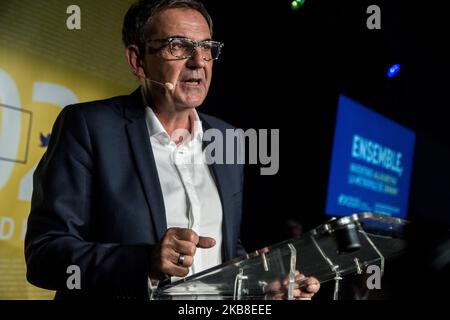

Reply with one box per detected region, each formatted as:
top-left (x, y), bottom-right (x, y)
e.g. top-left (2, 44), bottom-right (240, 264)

top-left (126, 45), bottom-right (147, 79)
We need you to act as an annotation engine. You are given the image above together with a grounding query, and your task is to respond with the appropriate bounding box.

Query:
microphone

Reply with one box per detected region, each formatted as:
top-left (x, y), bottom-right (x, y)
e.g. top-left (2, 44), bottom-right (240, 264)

top-left (148, 79), bottom-right (175, 91)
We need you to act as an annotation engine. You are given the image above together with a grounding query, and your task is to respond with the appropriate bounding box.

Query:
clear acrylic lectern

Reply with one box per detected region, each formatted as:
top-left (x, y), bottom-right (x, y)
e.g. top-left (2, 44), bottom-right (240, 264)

top-left (153, 212), bottom-right (408, 300)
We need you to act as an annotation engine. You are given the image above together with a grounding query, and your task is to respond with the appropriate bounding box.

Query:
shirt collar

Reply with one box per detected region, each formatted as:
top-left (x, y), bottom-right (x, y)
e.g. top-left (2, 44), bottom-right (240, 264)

top-left (144, 101), bottom-right (203, 147)
top-left (145, 106), bottom-right (170, 145)
top-left (191, 109), bottom-right (204, 143)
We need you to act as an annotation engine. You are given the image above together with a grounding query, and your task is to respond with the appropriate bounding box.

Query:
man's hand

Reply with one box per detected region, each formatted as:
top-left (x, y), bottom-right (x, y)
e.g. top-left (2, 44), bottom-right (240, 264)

top-left (148, 227), bottom-right (216, 280)
top-left (264, 271), bottom-right (321, 300)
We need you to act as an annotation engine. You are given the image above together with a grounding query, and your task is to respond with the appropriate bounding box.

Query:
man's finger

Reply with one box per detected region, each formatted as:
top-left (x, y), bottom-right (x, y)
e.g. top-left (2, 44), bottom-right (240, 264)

top-left (197, 236), bottom-right (216, 248)
top-left (298, 291), bottom-right (315, 299)
top-left (173, 239), bottom-right (197, 257)
top-left (166, 264), bottom-right (190, 278)
top-left (168, 249), bottom-right (194, 268)
top-left (306, 283), bottom-right (320, 293)
top-left (302, 277), bottom-right (320, 293)
top-left (174, 228), bottom-right (199, 244)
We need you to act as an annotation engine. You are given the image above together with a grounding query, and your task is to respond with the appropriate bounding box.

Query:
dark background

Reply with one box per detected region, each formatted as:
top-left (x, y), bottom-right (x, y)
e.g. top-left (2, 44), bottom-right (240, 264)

top-left (199, 0), bottom-right (450, 251)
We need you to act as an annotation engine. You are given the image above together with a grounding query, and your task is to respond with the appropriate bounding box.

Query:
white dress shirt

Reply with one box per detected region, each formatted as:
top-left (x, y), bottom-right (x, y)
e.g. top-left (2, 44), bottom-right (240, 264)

top-left (144, 106), bottom-right (223, 278)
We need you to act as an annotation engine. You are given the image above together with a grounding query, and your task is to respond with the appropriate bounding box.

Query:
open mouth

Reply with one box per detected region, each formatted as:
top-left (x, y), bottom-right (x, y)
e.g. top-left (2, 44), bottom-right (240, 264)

top-left (181, 78), bottom-right (202, 86)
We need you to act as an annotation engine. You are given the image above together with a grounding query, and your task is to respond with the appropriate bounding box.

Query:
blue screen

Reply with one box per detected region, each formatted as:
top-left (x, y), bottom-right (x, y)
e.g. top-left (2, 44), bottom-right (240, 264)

top-left (326, 95), bottom-right (416, 218)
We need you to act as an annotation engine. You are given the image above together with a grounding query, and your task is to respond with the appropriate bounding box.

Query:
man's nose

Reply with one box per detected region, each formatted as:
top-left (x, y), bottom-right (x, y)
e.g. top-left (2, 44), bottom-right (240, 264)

top-left (186, 48), bottom-right (206, 69)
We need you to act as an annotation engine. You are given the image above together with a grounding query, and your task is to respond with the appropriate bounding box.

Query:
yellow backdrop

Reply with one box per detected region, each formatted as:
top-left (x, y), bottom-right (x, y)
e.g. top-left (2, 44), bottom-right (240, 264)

top-left (0, 0), bottom-right (136, 299)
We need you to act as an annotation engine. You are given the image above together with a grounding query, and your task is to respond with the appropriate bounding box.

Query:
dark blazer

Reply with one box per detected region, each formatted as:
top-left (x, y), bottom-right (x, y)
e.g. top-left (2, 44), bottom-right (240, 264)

top-left (25, 88), bottom-right (245, 299)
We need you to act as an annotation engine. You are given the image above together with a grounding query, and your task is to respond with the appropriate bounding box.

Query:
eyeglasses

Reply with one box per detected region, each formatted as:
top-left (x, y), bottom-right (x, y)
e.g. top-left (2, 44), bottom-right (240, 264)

top-left (146, 37), bottom-right (224, 61)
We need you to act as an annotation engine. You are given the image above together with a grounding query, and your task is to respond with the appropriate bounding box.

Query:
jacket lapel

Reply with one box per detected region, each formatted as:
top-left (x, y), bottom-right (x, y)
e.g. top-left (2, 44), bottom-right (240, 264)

top-left (123, 89), bottom-right (167, 241)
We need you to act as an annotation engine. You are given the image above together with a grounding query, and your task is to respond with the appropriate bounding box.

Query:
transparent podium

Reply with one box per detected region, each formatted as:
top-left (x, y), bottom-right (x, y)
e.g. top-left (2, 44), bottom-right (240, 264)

top-left (153, 212), bottom-right (408, 300)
